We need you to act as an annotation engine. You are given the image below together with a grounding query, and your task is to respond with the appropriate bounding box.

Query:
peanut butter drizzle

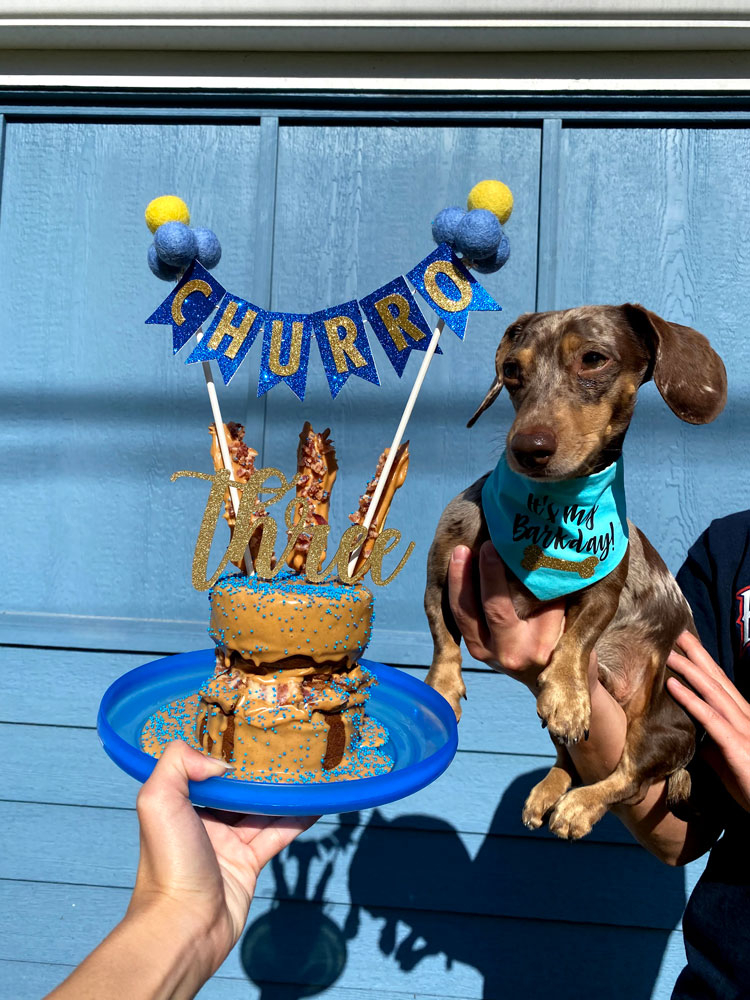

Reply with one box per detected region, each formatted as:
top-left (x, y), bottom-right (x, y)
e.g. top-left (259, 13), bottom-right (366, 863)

top-left (349, 442), bottom-right (410, 574)
top-left (196, 651), bottom-right (373, 774)
top-left (209, 421), bottom-right (265, 572)
top-left (287, 422), bottom-right (339, 573)
top-left (145, 692), bottom-right (390, 782)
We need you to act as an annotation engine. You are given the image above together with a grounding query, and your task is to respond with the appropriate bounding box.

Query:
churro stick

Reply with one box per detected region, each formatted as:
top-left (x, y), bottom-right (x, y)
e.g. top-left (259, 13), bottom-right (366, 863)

top-left (209, 422), bottom-right (263, 572)
top-left (521, 544), bottom-right (599, 579)
top-left (287, 422), bottom-right (339, 573)
top-left (349, 442), bottom-right (410, 576)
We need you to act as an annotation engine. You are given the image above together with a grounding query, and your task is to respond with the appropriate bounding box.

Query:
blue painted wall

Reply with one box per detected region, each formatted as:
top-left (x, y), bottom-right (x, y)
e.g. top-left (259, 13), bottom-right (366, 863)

top-left (2, 106), bottom-right (742, 998)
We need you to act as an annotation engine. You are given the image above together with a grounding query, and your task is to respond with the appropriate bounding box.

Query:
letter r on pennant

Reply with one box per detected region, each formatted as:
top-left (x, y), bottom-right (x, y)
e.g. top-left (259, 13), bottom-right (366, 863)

top-left (324, 315), bottom-right (367, 372)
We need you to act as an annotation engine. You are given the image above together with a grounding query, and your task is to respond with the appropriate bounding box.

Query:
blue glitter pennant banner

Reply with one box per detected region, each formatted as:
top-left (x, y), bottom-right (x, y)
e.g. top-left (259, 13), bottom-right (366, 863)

top-left (359, 276), bottom-right (441, 378)
top-left (257, 312), bottom-right (313, 401)
top-left (310, 300), bottom-right (380, 399)
top-left (145, 259), bottom-right (226, 354)
top-left (145, 246), bottom-right (504, 396)
top-left (407, 243), bottom-right (502, 340)
top-left (184, 294), bottom-right (265, 386)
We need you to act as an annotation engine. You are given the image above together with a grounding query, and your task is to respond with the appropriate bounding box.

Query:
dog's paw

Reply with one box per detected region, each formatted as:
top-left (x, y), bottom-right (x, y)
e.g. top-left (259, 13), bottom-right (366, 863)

top-left (425, 667), bottom-right (465, 722)
top-left (548, 788), bottom-right (607, 840)
top-left (535, 674), bottom-right (591, 745)
top-left (522, 769), bottom-right (571, 830)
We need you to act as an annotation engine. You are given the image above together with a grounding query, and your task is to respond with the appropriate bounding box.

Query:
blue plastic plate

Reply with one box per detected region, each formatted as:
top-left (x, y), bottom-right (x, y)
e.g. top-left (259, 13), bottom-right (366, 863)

top-left (97, 649), bottom-right (458, 815)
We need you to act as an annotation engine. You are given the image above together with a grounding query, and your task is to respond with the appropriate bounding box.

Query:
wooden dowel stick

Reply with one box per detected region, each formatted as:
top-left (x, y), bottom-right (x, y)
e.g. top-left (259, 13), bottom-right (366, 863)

top-left (347, 316), bottom-right (446, 576)
top-left (195, 328), bottom-right (253, 573)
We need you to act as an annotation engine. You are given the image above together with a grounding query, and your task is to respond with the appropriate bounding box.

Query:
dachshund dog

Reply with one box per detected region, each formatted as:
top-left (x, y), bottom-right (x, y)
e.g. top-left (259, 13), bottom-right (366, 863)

top-left (424, 304), bottom-right (727, 839)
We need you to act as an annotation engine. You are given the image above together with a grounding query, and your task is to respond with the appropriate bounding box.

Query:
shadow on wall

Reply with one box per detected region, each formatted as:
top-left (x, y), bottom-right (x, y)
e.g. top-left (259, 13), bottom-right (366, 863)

top-left (241, 771), bottom-right (687, 1000)
top-left (241, 819), bottom-right (358, 1000)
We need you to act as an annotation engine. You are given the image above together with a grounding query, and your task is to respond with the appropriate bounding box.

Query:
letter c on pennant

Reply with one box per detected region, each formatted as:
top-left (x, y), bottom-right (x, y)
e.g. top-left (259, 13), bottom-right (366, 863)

top-left (171, 279), bottom-right (214, 326)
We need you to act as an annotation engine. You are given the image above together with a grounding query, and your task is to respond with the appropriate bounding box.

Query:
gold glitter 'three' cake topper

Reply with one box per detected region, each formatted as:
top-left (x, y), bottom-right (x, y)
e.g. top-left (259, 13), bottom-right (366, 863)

top-left (172, 421), bottom-right (414, 591)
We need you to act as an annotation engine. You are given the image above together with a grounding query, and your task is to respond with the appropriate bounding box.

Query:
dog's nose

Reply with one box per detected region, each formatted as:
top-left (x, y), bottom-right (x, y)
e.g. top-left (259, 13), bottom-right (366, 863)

top-left (509, 427), bottom-right (558, 470)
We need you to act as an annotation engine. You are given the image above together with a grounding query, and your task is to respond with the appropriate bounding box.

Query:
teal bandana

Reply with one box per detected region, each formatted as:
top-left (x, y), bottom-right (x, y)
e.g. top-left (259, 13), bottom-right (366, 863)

top-left (481, 452), bottom-right (629, 600)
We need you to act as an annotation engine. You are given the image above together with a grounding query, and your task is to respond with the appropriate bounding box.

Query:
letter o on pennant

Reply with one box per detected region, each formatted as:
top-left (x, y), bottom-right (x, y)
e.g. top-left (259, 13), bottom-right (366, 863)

top-left (423, 261), bottom-right (472, 312)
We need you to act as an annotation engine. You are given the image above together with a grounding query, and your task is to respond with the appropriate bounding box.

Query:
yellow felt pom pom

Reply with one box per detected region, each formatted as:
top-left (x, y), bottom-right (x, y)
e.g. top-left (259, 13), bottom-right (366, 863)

top-left (145, 195), bottom-right (191, 233)
top-left (467, 180), bottom-right (513, 225)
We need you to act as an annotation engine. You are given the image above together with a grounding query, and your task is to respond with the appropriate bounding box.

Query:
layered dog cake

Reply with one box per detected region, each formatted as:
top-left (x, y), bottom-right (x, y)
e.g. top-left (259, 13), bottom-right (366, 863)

top-left (142, 421), bottom-right (409, 783)
top-left (196, 572), bottom-right (376, 778)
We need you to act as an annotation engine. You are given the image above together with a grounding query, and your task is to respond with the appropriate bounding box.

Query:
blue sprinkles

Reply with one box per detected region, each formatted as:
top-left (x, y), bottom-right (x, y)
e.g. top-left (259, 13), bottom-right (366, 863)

top-left (210, 570), bottom-right (368, 606)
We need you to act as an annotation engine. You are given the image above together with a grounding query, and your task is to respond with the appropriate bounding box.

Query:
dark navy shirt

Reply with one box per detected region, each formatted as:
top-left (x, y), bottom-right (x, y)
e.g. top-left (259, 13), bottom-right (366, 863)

top-left (672, 512), bottom-right (750, 999)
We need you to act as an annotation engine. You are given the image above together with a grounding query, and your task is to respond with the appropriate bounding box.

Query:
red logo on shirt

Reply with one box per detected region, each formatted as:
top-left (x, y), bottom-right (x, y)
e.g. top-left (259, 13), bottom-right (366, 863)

top-left (736, 586), bottom-right (750, 647)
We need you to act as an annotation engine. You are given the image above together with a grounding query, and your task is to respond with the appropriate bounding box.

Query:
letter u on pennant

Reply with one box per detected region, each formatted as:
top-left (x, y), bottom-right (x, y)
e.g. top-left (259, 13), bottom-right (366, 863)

top-left (257, 312), bottom-right (313, 400)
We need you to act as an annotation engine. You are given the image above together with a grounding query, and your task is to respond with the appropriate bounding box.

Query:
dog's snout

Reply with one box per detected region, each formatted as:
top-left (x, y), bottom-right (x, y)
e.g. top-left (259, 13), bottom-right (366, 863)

top-left (510, 427), bottom-right (558, 470)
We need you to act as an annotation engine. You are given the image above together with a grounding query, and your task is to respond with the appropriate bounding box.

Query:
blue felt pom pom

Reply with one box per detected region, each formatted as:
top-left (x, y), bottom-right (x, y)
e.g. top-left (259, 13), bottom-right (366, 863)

top-left (148, 243), bottom-right (181, 281)
top-left (431, 206), bottom-right (467, 246)
top-left (193, 227), bottom-right (222, 269)
top-left (154, 221), bottom-right (198, 267)
top-left (453, 209), bottom-right (502, 259)
top-left (472, 231), bottom-right (511, 274)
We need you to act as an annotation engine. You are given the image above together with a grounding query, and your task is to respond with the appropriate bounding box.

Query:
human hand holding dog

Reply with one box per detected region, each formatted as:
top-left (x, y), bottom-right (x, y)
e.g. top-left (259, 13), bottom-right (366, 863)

top-left (448, 541), bottom-right (623, 770)
top-left (668, 633), bottom-right (750, 813)
top-left (448, 542), bottom-right (567, 689)
top-left (447, 545), bottom-right (726, 861)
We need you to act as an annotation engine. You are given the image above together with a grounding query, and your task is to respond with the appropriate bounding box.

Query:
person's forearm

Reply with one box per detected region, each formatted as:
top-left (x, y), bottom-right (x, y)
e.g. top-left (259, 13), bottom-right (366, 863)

top-left (46, 902), bottom-right (214, 1000)
top-left (567, 679), bottom-right (628, 784)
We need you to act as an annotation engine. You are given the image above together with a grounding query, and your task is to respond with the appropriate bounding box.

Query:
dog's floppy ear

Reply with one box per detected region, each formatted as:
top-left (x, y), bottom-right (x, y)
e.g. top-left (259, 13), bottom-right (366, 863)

top-left (466, 329), bottom-right (515, 428)
top-left (466, 375), bottom-right (502, 428)
top-left (622, 303), bottom-right (727, 425)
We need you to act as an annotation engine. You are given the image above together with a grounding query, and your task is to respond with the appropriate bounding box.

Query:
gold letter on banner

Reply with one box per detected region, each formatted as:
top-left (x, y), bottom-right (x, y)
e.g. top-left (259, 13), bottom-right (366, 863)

top-left (368, 528), bottom-right (415, 586)
top-left (269, 319), bottom-right (305, 376)
top-left (171, 280), bottom-right (214, 326)
top-left (171, 468), bottom-right (234, 590)
top-left (324, 315), bottom-right (367, 373)
top-left (423, 261), bottom-right (473, 312)
top-left (206, 299), bottom-right (259, 360)
top-left (373, 294), bottom-right (427, 351)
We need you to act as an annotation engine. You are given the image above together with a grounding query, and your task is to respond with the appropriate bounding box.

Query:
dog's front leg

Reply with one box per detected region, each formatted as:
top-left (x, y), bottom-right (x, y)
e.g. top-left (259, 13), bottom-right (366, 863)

top-left (535, 550), bottom-right (629, 744)
top-left (522, 745), bottom-right (576, 829)
top-left (424, 481), bottom-right (489, 721)
top-left (424, 539), bottom-right (469, 721)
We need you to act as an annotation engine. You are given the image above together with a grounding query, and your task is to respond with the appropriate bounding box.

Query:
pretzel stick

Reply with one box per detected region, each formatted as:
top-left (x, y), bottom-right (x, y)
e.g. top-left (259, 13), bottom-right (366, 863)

top-left (209, 422), bottom-right (264, 573)
top-left (521, 544), bottom-right (599, 579)
top-left (347, 316), bottom-right (445, 575)
top-left (287, 423), bottom-right (339, 573)
top-left (348, 442), bottom-right (410, 576)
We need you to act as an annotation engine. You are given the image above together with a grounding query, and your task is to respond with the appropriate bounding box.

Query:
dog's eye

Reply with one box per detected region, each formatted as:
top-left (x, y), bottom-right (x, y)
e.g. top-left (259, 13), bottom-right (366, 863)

top-left (503, 360), bottom-right (521, 383)
top-left (580, 351), bottom-right (610, 372)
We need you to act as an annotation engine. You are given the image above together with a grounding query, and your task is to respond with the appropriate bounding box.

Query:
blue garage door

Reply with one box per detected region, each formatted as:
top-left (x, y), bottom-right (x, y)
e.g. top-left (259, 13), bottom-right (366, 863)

top-left (1, 104), bottom-right (744, 1000)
